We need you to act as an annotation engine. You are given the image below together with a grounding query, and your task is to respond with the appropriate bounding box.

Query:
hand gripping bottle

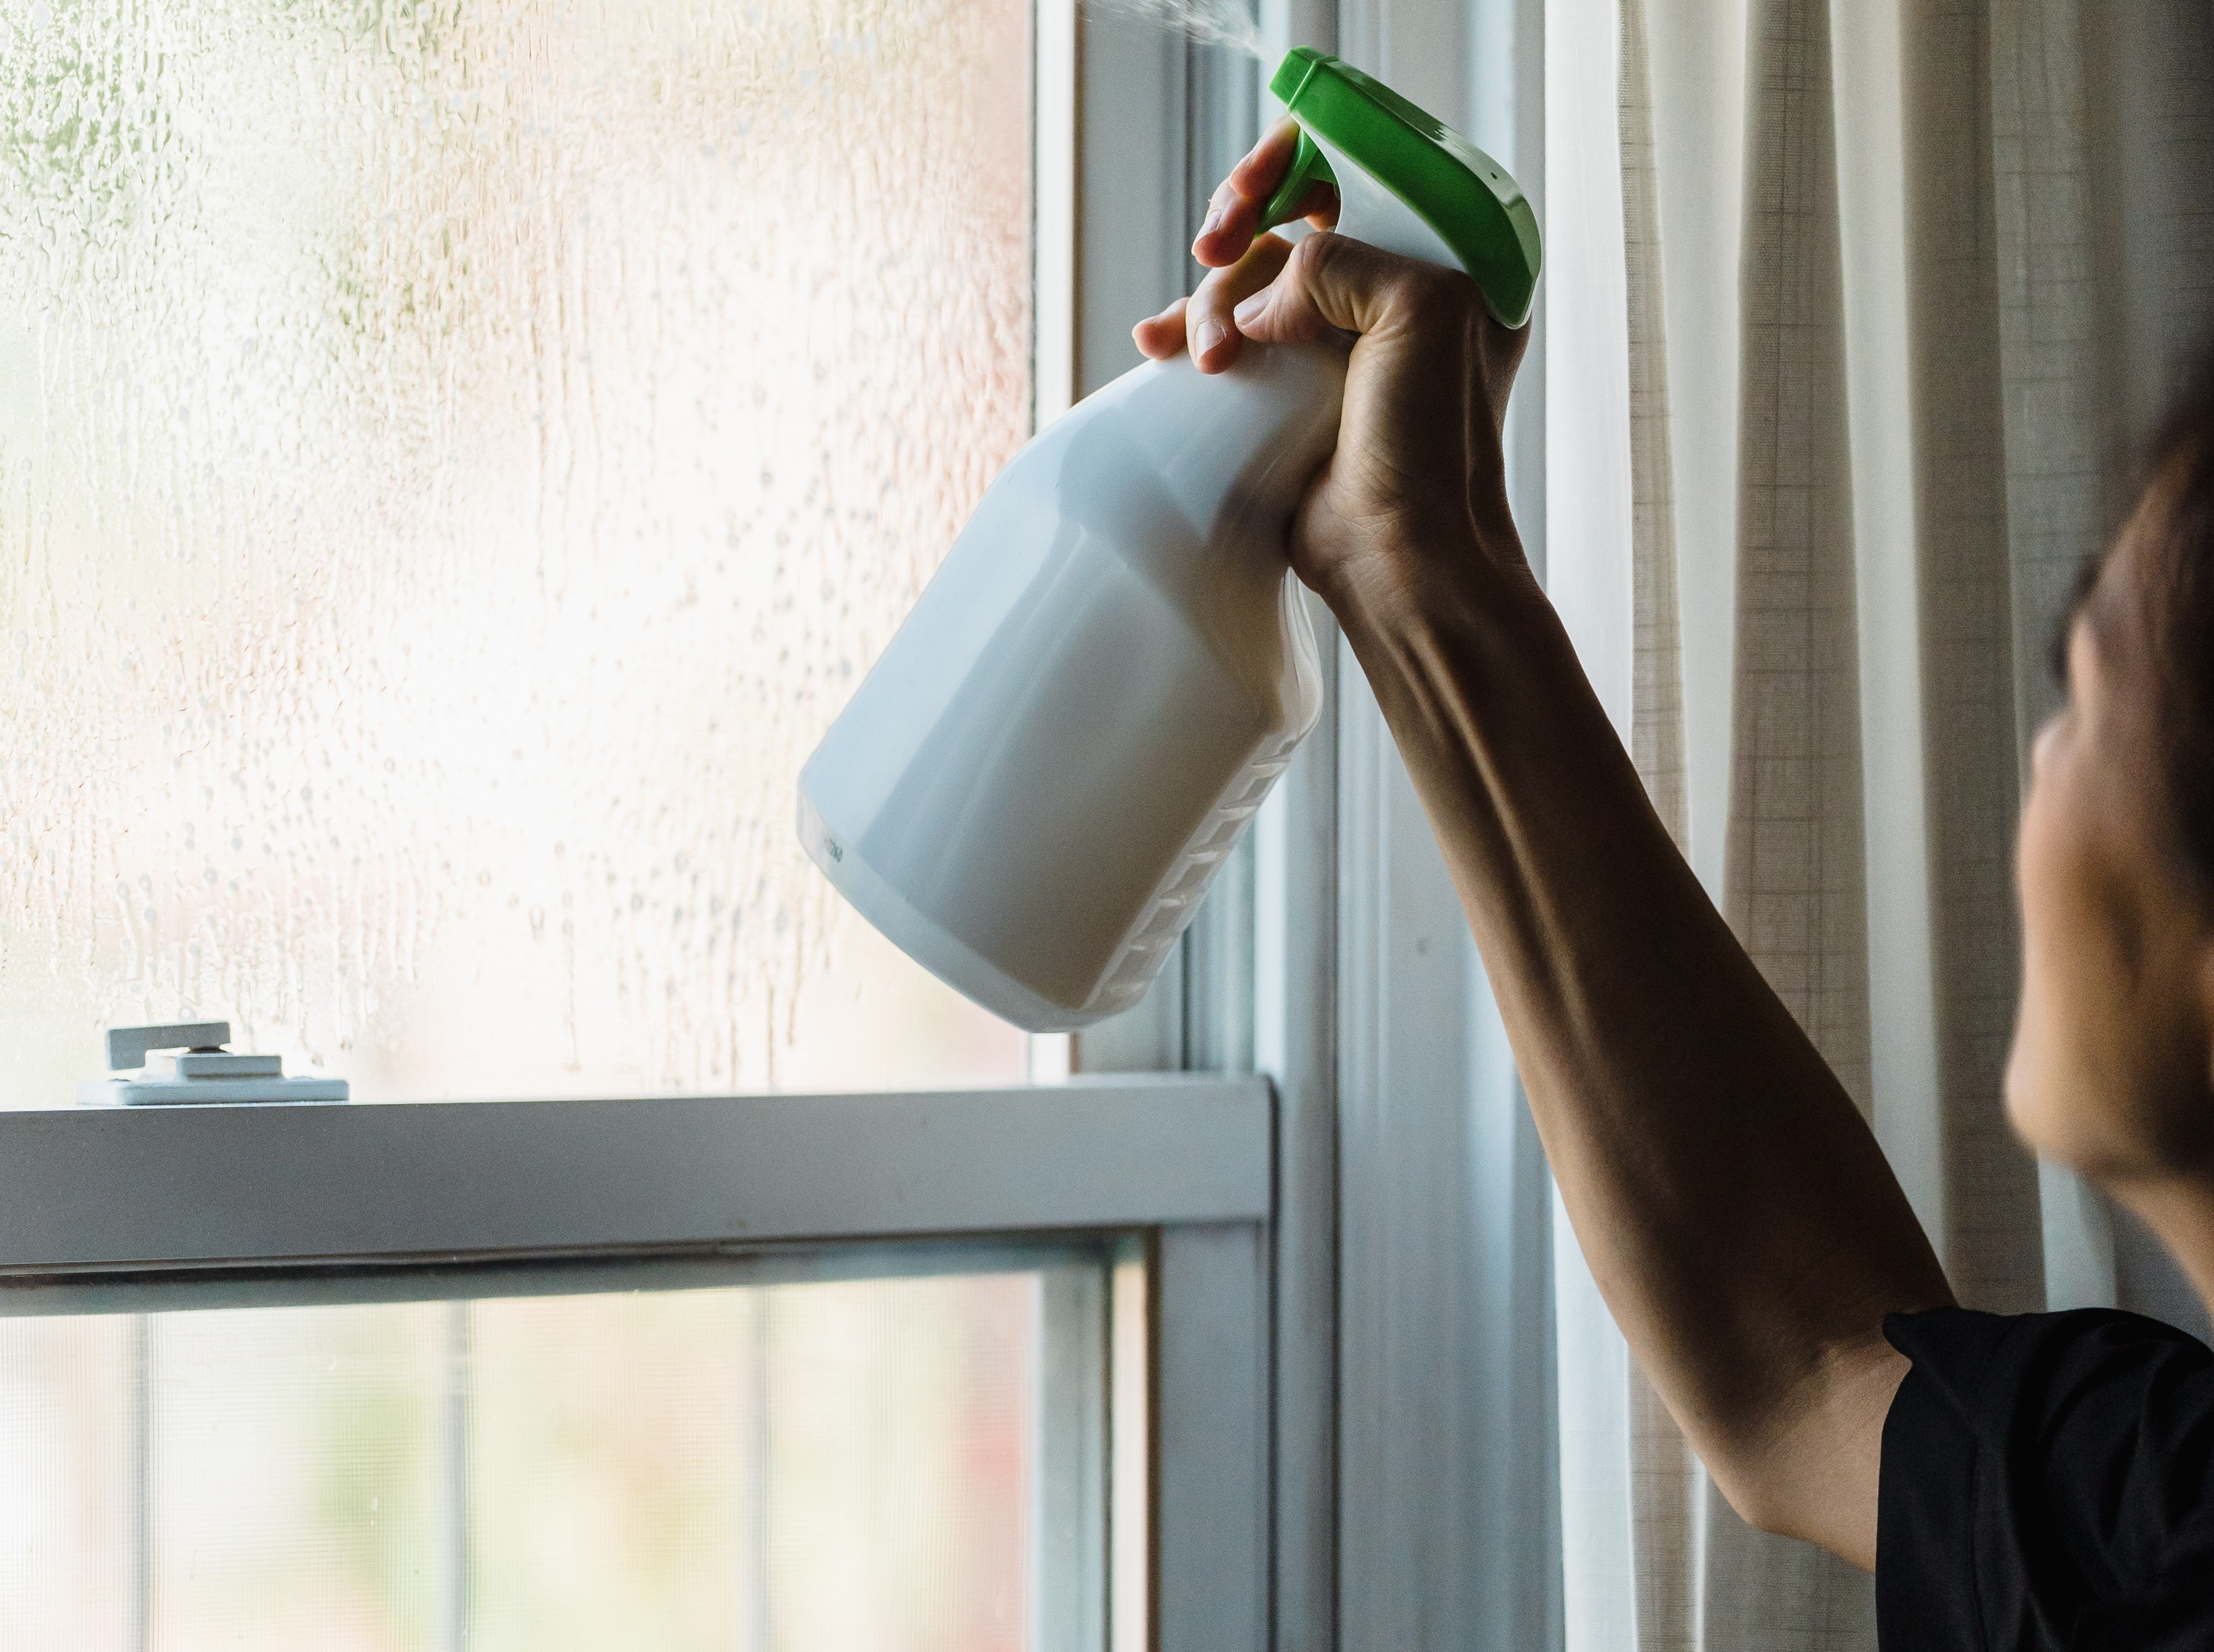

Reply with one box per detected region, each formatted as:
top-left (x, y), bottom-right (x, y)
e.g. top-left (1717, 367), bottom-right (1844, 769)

top-left (798, 49), bottom-right (1541, 1031)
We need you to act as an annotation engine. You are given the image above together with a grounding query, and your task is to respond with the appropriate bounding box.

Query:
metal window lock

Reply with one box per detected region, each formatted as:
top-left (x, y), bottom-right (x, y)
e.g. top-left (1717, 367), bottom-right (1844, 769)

top-left (78, 1022), bottom-right (349, 1107)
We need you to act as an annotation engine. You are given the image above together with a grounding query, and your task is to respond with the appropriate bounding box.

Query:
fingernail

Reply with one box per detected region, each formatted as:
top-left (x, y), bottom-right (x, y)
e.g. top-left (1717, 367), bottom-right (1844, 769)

top-left (1196, 320), bottom-right (1227, 362)
top-left (1233, 294), bottom-right (1267, 328)
top-left (1198, 204), bottom-right (1224, 241)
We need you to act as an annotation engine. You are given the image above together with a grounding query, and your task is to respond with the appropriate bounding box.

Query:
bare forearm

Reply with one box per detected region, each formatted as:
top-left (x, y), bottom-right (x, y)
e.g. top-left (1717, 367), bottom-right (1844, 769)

top-left (1326, 547), bottom-right (1951, 1564)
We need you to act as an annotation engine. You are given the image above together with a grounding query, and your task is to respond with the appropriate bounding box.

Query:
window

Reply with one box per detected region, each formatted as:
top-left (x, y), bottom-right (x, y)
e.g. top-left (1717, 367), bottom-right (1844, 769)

top-left (0, 0), bottom-right (1040, 1101)
top-left (1, 3), bottom-right (1283, 1649)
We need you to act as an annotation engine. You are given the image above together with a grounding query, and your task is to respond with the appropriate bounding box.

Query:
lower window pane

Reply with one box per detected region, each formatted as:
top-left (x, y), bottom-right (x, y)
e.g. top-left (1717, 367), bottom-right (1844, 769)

top-left (0, 1256), bottom-right (1116, 1651)
top-left (0, 1316), bottom-right (136, 1644)
top-left (150, 1303), bottom-right (447, 1645)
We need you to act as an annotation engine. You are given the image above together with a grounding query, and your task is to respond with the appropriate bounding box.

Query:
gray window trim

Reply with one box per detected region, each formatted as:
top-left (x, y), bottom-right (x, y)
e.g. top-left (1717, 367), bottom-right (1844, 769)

top-left (0, 1080), bottom-right (1268, 1279)
top-left (1324, 5), bottom-right (1561, 1651)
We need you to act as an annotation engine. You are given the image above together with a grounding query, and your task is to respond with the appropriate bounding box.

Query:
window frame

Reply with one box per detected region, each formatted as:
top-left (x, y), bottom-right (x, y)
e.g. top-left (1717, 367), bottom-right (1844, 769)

top-left (1, 1), bottom-right (1568, 1647)
top-left (1312, 1), bottom-right (1564, 1646)
top-left (0, 1082), bottom-right (1275, 1652)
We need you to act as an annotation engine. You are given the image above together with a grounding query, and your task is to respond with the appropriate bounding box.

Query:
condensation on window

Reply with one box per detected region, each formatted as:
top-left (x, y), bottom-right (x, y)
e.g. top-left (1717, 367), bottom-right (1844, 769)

top-left (0, 0), bottom-right (1033, 1101)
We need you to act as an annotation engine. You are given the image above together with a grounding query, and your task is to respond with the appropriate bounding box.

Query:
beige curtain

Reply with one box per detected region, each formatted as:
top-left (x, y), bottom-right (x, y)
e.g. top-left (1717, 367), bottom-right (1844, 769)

top-left (1559, 0), bottom-right (2214, 1647)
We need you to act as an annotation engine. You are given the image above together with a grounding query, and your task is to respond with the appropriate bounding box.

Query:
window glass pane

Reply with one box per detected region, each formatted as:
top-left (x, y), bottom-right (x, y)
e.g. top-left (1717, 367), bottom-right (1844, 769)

top-left (467, 1279), bottom-right (1039, 1649)
top-left (0, 0), bottom-right (1034, 1103)
top-left (0, 1261), bottom-right (1090, 1650)
top-left (0, 1317), bottom-right (135, 1646)
top-left (149, 1305), bottom-right (447, 1646)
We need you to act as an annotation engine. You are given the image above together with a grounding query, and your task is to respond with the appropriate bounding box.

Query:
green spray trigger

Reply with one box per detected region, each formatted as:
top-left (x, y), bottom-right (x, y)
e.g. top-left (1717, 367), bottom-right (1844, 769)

top-left (1258, 128), bottom-right (1338, 234)
top-left (1251, 47), bottom-right (1540, 328)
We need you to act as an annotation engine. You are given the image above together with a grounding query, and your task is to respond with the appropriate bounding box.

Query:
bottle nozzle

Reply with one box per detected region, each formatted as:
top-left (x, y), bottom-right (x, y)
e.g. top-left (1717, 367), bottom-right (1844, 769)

top-left (1255, 48), bottom-right (1542, 328)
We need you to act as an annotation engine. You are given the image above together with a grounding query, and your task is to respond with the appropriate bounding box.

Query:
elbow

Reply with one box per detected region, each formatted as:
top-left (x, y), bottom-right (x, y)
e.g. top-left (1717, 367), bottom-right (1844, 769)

top-left (1705, 1449), bottom-right (1871, 1568)
top-left (1688, 1335), bottom-right (1908, 1568)
top-left (1670, 1383), bottom-right (1825, 1541)
top-left (1703, 1452), bottom-right (1804, 1542)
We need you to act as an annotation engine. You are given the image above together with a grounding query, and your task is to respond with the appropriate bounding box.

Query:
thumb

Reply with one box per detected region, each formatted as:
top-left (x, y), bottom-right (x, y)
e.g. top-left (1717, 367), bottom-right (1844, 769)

top-left (1229, 231), bottom-right (1474, 346)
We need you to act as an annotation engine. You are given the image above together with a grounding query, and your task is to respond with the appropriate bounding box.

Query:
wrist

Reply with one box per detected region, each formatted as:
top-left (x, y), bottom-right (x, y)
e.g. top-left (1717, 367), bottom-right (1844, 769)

top-left (1313, 515), bottom-right (1555, 657)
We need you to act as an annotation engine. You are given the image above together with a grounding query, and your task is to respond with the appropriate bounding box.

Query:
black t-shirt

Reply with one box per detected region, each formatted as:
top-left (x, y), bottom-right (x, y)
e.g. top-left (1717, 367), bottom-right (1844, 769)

top-left (1880, 1306), bottom-right (2214, 1649)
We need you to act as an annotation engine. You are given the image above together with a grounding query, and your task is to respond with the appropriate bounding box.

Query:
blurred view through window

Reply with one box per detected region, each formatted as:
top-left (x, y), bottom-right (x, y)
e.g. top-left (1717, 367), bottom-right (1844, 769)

top-left (0, 1265), bottom-right (1080, 1650)
top-left (0, 0), bottom-right (1033, 1102)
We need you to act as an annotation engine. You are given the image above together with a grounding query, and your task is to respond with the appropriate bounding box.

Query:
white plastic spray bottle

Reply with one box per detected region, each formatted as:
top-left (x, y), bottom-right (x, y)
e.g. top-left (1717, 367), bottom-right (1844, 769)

top-left (799, 49), bottom-right (1541, 1031)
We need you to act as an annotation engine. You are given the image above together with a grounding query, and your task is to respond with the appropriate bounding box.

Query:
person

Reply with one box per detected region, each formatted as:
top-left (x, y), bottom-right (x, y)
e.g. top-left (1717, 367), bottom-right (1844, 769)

top-left (1137, 121), bottom-right (2214, 1646)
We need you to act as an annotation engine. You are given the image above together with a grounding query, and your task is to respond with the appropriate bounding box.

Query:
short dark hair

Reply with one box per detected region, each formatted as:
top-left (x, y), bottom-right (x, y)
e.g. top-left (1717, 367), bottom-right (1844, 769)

top-left (2138, 348), bottom-right (2214, 885)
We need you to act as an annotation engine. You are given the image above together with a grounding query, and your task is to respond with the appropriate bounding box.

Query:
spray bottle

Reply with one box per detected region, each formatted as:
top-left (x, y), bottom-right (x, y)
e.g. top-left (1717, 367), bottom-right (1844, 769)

top-left (798, 49), bottom-right (1540, 1031)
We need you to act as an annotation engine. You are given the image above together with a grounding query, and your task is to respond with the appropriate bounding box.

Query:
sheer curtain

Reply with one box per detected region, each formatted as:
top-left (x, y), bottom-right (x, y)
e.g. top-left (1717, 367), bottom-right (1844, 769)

top-left (1543, 1), bottom-right (2214, 1646)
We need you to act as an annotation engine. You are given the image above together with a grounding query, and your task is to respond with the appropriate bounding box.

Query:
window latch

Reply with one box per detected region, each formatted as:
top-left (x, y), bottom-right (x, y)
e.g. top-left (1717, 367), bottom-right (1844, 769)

top-left (78, 1021), bottom-right (350, 1107)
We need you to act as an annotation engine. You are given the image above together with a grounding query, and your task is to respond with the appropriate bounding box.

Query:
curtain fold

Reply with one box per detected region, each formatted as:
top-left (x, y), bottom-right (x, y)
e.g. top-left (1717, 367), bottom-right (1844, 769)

top-left (1637, 0), bottom-right (1879, 1641)
top-left (1904, 0), bottom-right (2049, 1315)
top-left (1721, 0), bottom-right (1872, 1123)
top-left (1570, 0), bottom-right (2214, 1644)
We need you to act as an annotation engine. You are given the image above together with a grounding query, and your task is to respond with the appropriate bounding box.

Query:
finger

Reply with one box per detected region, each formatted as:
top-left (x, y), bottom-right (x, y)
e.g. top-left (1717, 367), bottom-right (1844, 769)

top-left (1193, 118), bottom-right (1303, 267)
top-left (1225, 117), bottom-right (1303, 203)
top-left (1197, 179), bottom-right (1342, 270)
top-left (1229, 231), bottom-right (1474, 346)
top-left (1187, 233), bottom-right (1294, 372)
top-left (1133, 296), bottom-right (1189, 361)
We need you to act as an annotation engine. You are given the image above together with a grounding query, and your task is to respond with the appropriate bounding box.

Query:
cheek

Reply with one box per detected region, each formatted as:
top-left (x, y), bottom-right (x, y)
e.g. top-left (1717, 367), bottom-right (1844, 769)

top-left (2006, 786), bottom-right (2067, 1137)
top-left (2006, 738), bottom-right (2205, 1173)
top-left (2006, 754), bottom-right (2122, 1162)
top-left (2016, 767), bottom-right (2072, 974)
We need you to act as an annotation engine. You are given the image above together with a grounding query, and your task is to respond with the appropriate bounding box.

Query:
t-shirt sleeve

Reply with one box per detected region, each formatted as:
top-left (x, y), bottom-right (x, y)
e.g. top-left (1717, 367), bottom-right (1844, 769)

top-left (1878, 1306), bottom-right (2214, 1651)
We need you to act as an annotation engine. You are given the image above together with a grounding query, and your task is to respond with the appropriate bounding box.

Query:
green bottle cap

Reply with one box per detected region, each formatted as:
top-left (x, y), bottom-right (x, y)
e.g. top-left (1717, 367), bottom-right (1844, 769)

top-left (1259, 48), bottom-right (1541, 328)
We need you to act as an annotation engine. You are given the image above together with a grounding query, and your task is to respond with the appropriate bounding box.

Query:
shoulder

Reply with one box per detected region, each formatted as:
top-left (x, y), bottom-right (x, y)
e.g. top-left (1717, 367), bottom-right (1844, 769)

top-left (1878, 1307), bottom-right (2214, 1650)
